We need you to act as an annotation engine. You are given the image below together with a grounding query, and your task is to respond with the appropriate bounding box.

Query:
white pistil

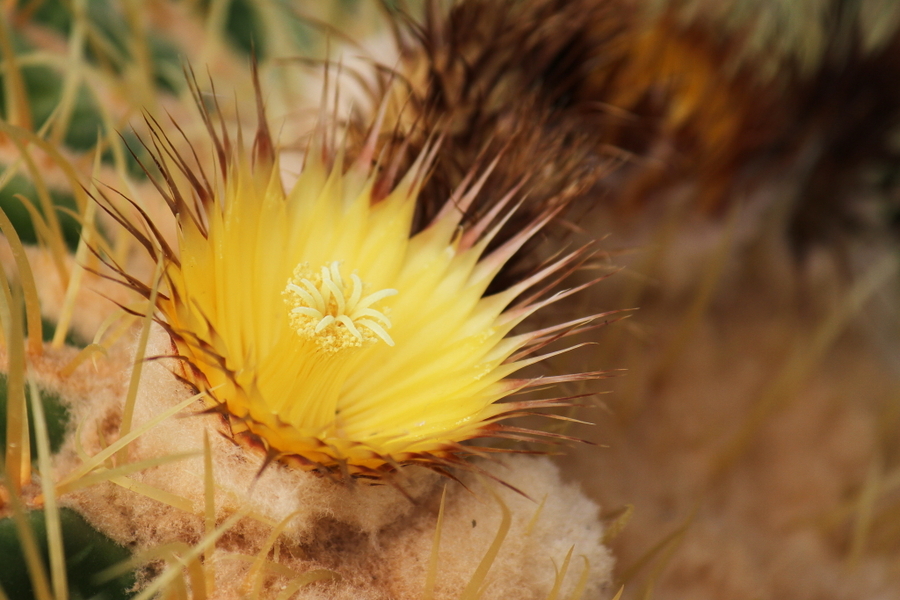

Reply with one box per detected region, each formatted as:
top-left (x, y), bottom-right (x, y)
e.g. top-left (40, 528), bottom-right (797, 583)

top-left (284, 261), bottom-right (397, 351)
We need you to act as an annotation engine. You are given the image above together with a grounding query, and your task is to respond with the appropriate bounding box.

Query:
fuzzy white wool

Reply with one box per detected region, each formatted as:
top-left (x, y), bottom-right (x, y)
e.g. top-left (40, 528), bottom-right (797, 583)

top-left (55, 327), bottom-right (613, 599)
top-left (381, 456), bottom-right (615, 600)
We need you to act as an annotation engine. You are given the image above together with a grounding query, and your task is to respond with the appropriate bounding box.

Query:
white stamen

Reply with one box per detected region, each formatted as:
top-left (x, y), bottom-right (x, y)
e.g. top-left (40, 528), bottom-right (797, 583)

top-left (301, 279), bottom-right (325, 311)
top-left (337, 315), bottom-right (363, 340)
top-left (330, 262), bottom-right (344, 288)
top-left (348, 273), bottom-right (363, 307)
top-left (351, 307), bottom-right (392, 326)
top-left (357, 319), bottom-right (395, 346)
top-left (355, 288), bottom-right (398, 311)
top-left (323, 277), bottom-right (345, 314)
top-left (287, 283), bottom-right (317, 308)
top-left (315, 315), bottom-right (335, 333)
top-left (284, 261), bottom-right (397, 352)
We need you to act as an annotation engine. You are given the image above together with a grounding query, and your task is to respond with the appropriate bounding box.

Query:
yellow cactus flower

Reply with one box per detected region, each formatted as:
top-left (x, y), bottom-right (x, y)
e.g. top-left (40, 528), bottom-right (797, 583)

top-left (99, 75), bottom-right (604, 479)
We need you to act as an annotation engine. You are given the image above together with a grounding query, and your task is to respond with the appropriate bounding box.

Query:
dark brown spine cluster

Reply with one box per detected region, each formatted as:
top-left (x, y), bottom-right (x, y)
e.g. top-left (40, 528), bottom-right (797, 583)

top-left (378, 0), bottom-right (900, 261)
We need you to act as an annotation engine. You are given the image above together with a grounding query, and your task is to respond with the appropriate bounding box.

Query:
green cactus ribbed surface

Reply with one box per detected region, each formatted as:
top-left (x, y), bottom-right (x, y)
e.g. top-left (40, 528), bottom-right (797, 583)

top-left (0, 508), bottom-right (134, 600)
top-left (0, 373), bottom-right (70, 457)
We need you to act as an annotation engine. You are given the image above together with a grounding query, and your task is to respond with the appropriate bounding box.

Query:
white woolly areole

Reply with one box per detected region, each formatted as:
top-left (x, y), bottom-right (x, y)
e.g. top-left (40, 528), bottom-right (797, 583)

top-left (52, 326), bottom-right (613, 599)
top-left (379, 457), bottom-right (615, 600)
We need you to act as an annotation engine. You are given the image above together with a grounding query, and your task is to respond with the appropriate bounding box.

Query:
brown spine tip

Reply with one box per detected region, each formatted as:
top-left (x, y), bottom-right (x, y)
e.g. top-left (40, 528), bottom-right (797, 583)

top-left (250, 53), bottom-right (275, 170)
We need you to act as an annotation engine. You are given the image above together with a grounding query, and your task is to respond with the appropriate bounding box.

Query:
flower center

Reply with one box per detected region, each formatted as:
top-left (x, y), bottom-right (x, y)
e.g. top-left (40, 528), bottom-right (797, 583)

top-left (283, 261), bottom-right (397, 353)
